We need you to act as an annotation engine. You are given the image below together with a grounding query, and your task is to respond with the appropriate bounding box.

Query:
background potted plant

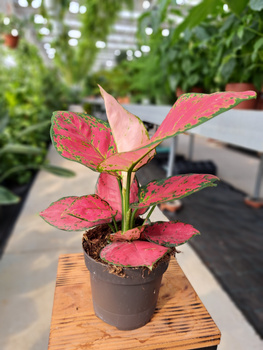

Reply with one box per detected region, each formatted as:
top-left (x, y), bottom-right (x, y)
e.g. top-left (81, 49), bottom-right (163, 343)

top-left (168, 32), bottom-right (212, 97)
top-left (214, 5), bottom-right (263, 109)
top-left (40, 86), bottom-right (255, 330)
top-left (137, 1), bottom-right (263, 106)
top-left (0, 13), bottom-right (23, 49)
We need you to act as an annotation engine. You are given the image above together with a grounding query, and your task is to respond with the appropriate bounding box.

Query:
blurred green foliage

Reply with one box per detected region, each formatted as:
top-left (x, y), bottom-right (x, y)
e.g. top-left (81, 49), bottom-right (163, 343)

top-left (84, 53), bottom-right (175, 105)
top-left (84, 0), bottom-right (262, 103)
top-left (42, 0), bottom-right (133, 86)
top-left (0, 39), bottom-right (74, 192)
top-left (136, 0), bottom-right (263, 93)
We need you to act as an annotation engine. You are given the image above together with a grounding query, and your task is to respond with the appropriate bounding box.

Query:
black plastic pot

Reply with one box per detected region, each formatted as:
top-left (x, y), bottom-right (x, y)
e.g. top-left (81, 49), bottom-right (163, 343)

top-left (83, 249), bottom-right (169, 330)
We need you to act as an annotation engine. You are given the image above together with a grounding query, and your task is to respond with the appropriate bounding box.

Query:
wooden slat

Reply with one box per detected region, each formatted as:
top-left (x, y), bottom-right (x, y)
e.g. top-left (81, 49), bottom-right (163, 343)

top-left (48, 254), bottom-right (221, 350)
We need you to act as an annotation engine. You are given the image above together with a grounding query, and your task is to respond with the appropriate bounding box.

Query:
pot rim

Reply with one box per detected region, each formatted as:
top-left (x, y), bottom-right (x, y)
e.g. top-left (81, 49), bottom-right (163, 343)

top-left (83, 246), bottom-right (170, 283)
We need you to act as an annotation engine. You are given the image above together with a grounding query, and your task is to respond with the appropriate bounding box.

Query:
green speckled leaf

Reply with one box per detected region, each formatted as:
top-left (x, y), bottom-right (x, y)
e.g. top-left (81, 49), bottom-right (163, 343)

top-left (143, 221), bottom-right (200, 247)
top-left (100, 240), bottom-right (170, 269)
top-left (51, 111), bottom-right (116, 172)
top-left (131, 174), bottom-right (219, 208)
top-left (39, 195), bottom-right (113, 231)
top-left (109, 226), bottom-right (145, 242)
top-left (65, 194), bottom-right (117, 222)
top-left (99, 91), bottom-right (256, 173)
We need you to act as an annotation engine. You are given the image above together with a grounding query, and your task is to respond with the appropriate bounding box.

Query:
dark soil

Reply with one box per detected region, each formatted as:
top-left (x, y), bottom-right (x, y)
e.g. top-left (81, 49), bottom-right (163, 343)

top-left (82, 222), bottom-right (112, 262)
top-left (82, 222), bottom-right (127, 276)
top-left (82, 220), bottom-right (176, 276)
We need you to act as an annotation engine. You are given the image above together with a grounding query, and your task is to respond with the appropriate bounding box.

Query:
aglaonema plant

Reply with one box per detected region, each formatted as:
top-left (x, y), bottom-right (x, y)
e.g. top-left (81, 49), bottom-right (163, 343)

top-left (40, 86), bottom-right (256, 270)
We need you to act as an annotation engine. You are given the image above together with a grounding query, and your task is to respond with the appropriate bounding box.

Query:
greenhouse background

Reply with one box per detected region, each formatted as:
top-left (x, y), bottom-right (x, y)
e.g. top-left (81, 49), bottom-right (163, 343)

top-left (0, 1), bottom-right (263, 349)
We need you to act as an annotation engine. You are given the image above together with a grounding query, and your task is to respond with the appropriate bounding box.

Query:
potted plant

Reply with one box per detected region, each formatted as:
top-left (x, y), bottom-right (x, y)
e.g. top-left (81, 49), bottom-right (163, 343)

top-left (40, 86), bottom-right (256, 330)
top-left (0, 14), bottom-right (23, 49)
top-left (213, 5), bottom-right (263, 109)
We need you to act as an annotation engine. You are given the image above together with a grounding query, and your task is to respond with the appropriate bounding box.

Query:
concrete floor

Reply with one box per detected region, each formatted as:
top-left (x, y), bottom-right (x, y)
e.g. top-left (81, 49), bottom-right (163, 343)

top-left (0, 136), bottom-right (263, 350)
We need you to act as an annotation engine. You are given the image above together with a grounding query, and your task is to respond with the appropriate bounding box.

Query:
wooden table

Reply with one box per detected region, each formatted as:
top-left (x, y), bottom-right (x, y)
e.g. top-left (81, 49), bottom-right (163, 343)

top-left (48, 254), bottom-right (221, 350)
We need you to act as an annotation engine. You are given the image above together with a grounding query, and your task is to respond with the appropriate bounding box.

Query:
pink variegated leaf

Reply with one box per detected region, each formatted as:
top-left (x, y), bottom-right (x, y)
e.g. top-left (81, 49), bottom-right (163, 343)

top-left (151, 91), bottom-right (256, 143)
top-left (95, 173), bottom-right (147, 220)
top-left (65, 194), bottom-right (117, 222)
top-left (98, 145), bottom-right (155, 173)
top-left (99, 85), bottom-right (155, 168)
top-left (51, 111), bottom-right (116, 172)
top-left (109, 226), bottom-right (145, 242)
top-left (100, 241), bottom-right (170, 269)
top-left (39, 196), bottom-right (112, 231)
top-left (144, 221), bottom-right (200, 247)
top-left (99, 91), bottom-right (256, 173)
top-left (131, 174), bottom-right (219, 209)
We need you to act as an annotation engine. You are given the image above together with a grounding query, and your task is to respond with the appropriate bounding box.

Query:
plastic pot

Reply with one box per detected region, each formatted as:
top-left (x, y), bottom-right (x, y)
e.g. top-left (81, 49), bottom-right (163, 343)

top-left (83, 249), bottom-right (169, 330)
top-left (4, 34), bottom-right (19, 49)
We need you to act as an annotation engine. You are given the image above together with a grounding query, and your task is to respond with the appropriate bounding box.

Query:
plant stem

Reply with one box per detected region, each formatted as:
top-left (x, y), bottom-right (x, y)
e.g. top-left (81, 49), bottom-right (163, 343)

top-left (112, 216), bottom-right (118, 232)
top-left (121, 170), bottom-right (132, 232)
top-left (130, 208), bottom-right (138, 227)
top-left (143, 205), bottom-right (156, 225)
top-left (117, 176), bottom-right (124, 227)
top-left (244, 25), bottom-right (263, 37)
top-left (107, 223), bottom-right (115, 232)
top-left (234, 13), bottom-right (263, 38)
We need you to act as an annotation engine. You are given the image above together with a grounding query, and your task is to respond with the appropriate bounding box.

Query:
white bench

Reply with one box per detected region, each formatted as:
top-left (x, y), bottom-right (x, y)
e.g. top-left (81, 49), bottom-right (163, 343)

top-left (187, 109), bottom-right (263, 199)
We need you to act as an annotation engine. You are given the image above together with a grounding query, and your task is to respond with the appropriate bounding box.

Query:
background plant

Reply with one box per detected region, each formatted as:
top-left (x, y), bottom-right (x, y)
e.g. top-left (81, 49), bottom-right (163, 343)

top-left (0, 39), bottom-right (75, 204)
top-left (0, 12), bottom-right (24, 36)
top-left (38, 0), bottom-right (133, 86)
top-left (215, 5), bottom-right (263, 88)
top-left (135, 0), bottom-right (263, 96)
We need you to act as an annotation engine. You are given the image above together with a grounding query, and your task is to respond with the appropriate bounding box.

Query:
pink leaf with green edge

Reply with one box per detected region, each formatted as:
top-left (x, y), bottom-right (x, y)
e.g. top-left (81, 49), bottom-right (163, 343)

top-left (143, 221), bottom-right (200, 247)
top-left (99, 85), bottom-right (155, 168)
top-left (51, 111), bottom-right (117, 172)
top-left (100, 241), bottom-right (170, 269)
top-left (99, 91), bottom-right (256, 173)
top-left (109, 226), bottom-right (145, 242)
top-left (95, 173), bottom-right (147, 220)
top-left (39, 196), bottom-right (112, 231)
top-left (65, 194), bottom-right (117, 222)
top-left (98, 144), bottom-right (156, 173)
top-left (131, 174), bottom-right (219, 209)
top-left (151, 91), bottom-right (257, 143)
